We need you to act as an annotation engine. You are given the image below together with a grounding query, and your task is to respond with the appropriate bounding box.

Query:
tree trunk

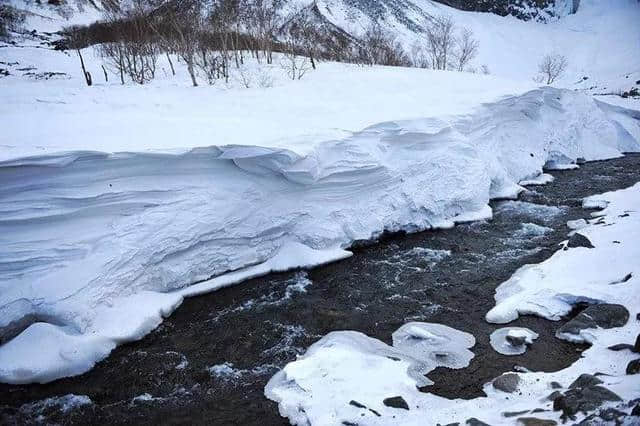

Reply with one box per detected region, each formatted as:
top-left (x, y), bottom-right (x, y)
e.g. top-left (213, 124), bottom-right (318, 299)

top-left (77, 49), bottom-right (92, 86)
top-left (166, 53), bottom-right (175, 76)
top-left (102, 65), bottom-right (108, 82)
top-left (187, 58), bottom-right (198, 87)
top-left (117, 46), bottom-right (125, 85)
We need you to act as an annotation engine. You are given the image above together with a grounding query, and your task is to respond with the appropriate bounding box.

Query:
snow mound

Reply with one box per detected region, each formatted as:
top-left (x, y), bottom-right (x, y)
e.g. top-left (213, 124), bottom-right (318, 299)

top-left (490, 327), bottom-right (539, 355)
top-left (1, 86), bottom-right (639, 385)
top-left (519, 173), bottom-right (555, 186)
top-left (265, 323), bottom-right (475, 425)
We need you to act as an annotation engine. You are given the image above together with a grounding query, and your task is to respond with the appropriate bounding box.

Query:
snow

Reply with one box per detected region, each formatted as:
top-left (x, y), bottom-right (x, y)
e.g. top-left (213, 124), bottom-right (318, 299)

top-left (1, 0), bottom-right (640, 387)
top-left (486, 183), bottom-right (640, 324)
top-left (0, 51), bottom-right (536, 162)
top-left (1, 79), bottom-right (639, 384)
top-left (519, 173), bottom-right (555, 186)
top-left (293, 0), bottom-right (640, 92)
top-left (265, 323), bottom-right (476, 425)
top-left (266, 183), bottom-right (640, 425)
top-left (490, 327), bottom-right (539, 355)
top-left (513, 223), bottom-right (553, 239)
top-left (567, 218), bottom-right (588, 230)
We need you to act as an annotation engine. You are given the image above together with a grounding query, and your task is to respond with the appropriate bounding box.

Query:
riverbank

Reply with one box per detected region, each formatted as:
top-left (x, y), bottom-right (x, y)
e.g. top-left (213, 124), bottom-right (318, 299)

top-left (2, 155), bottom-right (639, 425)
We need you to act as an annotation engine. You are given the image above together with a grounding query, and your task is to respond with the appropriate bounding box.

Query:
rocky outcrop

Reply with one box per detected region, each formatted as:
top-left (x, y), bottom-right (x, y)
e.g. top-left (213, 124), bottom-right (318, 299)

top-left (433, 0), bottom-right (579, 21)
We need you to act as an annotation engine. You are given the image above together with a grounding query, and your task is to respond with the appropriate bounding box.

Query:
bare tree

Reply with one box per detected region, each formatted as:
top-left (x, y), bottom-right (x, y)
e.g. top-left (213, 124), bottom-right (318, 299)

top-left (76, 48), bottom-right (93, 86)
top-left (409, 42), bottom-right (429, 68)
top-left (286, 8), bottom-right (320, 69)
top-left (425, 15), bottom-right (455, 70)
top-left (360, 23), bottom-right (409, 66)
top-left (454, 27), bottom-right (478, 71)
top-left (537, 53), bottom-right (568, 84)
top-left (153, 0), bottom-right (203, 86)
top-left (99, 41), bottom-right (127, 84)
top-left (96, 4), bottom-right (158, 85)
top-left (248, 0), bottom-right (283, 64)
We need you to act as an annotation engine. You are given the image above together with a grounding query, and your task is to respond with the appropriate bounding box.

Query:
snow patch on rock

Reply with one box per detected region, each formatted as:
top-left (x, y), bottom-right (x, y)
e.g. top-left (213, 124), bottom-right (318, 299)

top-left (490, 327), bottom-right (539, 355)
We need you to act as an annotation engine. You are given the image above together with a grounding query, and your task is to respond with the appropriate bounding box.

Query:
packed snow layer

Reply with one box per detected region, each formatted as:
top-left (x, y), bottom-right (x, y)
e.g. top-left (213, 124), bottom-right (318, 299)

top-left (1, 84), bottom-right (640, 385)
top-left (266, 183), bottom-right (640, 425)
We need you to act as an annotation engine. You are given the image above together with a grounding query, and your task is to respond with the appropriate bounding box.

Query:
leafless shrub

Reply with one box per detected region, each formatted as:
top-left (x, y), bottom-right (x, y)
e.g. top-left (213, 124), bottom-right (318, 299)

top-left (99, 42), bottom-right (127, 84)
top-left (481, 64), bottom-right (490, 75)
top-left (281, 41), bottom-right (310, 80)
top-left (197, 49), bottom-right (227, 85)
top-left (235, 63), bottom-right (253, 88)
top-left (94, 4), bottom-right (158, 85)
top-left (454, 27), bottom-right (479, 71)
top-left (257, 68), bottom-right (274, 87)
top-left (536, 53), bottom-right (568, 84)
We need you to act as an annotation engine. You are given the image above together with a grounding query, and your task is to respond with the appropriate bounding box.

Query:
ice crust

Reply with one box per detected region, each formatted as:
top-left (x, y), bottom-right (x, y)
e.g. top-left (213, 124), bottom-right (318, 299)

top-left (392, 322), bottom-right (475, 369)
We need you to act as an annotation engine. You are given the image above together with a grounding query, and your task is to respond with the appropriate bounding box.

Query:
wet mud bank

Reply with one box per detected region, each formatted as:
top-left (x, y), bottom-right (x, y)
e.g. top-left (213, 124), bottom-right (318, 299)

top-left (2, 154), bottom-right (640, 425)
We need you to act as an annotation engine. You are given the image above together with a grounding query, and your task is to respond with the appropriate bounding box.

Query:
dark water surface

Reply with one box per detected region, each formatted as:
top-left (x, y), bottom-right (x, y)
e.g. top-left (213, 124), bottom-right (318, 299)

top-left (2, 154), bottom-right (640, 425)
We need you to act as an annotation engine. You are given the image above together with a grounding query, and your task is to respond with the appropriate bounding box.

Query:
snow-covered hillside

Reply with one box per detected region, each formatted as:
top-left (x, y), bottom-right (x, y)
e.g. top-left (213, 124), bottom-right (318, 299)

top-left (297, 0), bottom-right (640, 91)
top-left (5, 0), bottom-right (639, 93)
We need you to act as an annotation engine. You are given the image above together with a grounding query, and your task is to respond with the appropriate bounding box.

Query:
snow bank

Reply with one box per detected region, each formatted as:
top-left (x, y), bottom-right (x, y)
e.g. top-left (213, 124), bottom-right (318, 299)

top-left (486, 182), bottom-right (640, 324)
top-left (266, 183), bottom-right (640, 425)
top-left (1, 84), bottom-right (639, 384)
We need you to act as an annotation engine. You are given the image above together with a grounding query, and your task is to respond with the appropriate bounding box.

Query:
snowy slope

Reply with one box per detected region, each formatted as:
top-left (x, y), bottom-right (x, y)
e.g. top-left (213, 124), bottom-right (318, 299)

top-left (303, 0), bottom-right (640, 89)
top-left (4, 0), bottom-right (104, 34)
